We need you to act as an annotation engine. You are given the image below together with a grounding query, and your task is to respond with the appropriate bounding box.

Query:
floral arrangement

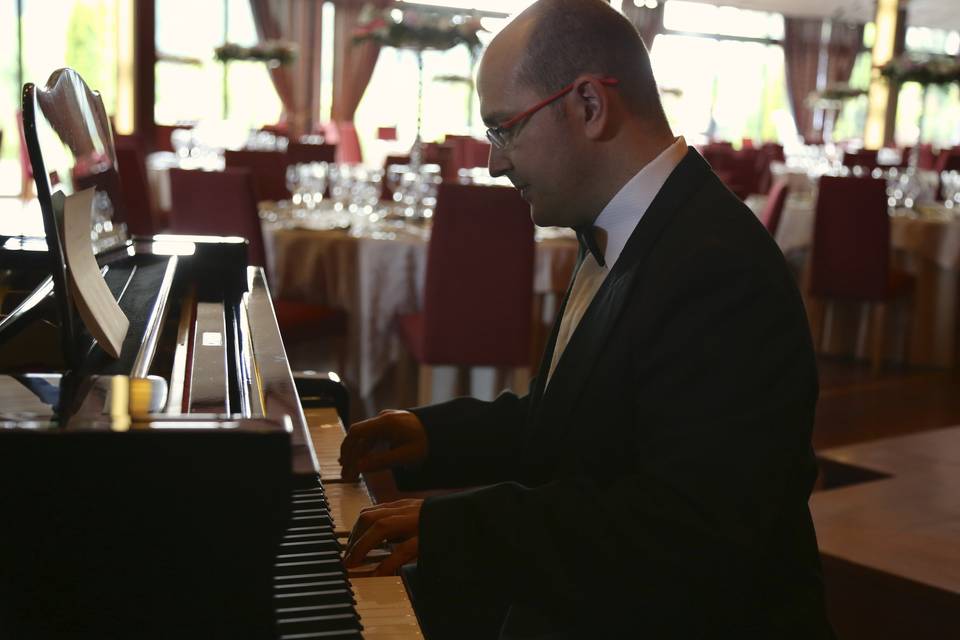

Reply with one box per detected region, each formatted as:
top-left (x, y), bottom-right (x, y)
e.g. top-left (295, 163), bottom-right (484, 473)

top-left (806, 84), bottom-right (867, 107)
top-left (353, 5), bottom-right (485, 53)
top-left (214, 40), bottom-right (297, 67)
top-left (880, 54), bottom-right (960, 86)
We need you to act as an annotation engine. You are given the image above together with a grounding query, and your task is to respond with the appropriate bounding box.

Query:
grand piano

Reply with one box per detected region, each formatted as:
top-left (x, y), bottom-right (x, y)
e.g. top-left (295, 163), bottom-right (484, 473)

top-left (0, 68), bottom-right (376, 639)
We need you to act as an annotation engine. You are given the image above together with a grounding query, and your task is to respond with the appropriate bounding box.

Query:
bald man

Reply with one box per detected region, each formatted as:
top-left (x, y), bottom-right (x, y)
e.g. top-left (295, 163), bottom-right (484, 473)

top-left (339, 1), bottom-right (834, 637)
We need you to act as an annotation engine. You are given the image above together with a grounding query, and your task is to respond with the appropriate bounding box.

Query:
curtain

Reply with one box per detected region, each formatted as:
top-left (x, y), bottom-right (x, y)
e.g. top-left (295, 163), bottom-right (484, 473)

top-left (248, 0), bottom-right (323, 136)
top-left (783, 17), bottom-right (824, 144)
top-left (330, 0), bottom-right (389, 124)
top-left (621, 2), bottom-right (664, 51)
top-left (827, 21), bottom-right (865, 85)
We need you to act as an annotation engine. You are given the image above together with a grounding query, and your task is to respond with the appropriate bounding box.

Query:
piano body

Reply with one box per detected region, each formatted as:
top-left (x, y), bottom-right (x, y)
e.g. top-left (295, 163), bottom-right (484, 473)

top-left (0, 68), bottom-right (380, 639)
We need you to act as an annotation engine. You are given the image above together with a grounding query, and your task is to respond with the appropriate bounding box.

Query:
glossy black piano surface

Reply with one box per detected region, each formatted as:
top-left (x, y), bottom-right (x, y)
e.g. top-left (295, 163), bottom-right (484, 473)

top-left (0, 69), bottom-right (362, 639)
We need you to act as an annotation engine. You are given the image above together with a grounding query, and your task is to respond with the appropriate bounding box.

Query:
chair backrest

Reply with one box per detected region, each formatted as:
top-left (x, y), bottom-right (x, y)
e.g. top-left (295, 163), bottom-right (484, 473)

top-left (809, 176), bottom-right (890, 301)
top-left (420, 183), bottom-right (535, 366)
top-left (377, 126), bottom-right (397, 141)
top-left (842, 149), bottom-right (879, 170)
top-left (287, 141), bottom-right (336, 165)
top-left (935, 146), bottom-right (960, 173)
top-left (114, 135), bottom-right (159, 235)
top-left (153, 123), bottom-right (192, 153)
top-left (915, 143), bottom-right (938, 170)
top-left (759, 179), bottom-right (790, 237)
top-left (223, 149), bottom-right (290, 202)
top-left (168, 167), bottom-right (266, 267)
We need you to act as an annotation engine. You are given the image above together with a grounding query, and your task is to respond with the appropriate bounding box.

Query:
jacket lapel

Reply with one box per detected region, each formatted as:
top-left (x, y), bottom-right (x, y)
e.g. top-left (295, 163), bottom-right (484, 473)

top-left (531, 148), bottom-right (713, 434)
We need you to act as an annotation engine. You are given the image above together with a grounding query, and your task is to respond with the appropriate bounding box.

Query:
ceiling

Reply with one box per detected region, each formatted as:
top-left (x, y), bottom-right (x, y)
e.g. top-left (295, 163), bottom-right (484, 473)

top-left (686, 0), bottom-right (960, 32)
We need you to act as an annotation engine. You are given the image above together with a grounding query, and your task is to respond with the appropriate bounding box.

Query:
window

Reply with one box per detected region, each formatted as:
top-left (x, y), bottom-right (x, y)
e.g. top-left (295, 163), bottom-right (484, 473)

top-left (894, 26), bottom-right (960, 148)
top-left (0, 0), bottom-right (19, 192)
top-left (663, 0), bottom-right (783, 40)
top-left (649, 2), bottom-right (787, 145)
top-left (155, 0), bottom-right (281, 129)
top-left (650, 34), bottom-right (788, 144)
top-left (0, 0), bottom-right (128, 196)
top-left (354, 12), bottom-right (507, 163)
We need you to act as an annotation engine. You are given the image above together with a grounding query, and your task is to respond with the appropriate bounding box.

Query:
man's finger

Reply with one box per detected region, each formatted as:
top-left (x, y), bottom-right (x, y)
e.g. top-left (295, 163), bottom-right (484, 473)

top-left (344, 514), bottom-right (414, 567)
top-left (374, 537), bottom-right (419, 577)
top-left (345, 505), bottom-right (410, 557)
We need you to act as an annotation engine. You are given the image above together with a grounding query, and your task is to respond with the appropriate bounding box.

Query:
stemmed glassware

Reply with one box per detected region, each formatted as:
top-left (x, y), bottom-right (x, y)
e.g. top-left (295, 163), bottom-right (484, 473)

top-left (941, 171), bottom-right (960, 209)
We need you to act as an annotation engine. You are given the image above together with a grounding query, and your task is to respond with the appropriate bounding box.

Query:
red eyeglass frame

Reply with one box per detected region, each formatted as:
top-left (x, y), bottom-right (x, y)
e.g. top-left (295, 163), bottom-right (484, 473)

top-left (487, 76), bottom-right (620, 147)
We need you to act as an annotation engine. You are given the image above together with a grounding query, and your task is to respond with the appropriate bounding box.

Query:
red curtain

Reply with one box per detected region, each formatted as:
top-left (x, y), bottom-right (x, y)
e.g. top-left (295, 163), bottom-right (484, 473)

top-left (784, 17), bottom-right (824, 144)
top-left (248, 0), bottom-right (324, 136)
top-left (330, 0), bottom-right (389, 124)
top-left (622, 2), bottom-right (664, 51)
top-left (827, 21), bottom-right (865, 85)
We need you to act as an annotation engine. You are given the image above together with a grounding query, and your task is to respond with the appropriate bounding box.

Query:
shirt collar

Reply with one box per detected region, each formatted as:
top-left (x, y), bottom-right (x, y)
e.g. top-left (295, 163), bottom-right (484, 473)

top-left (592, 136), bottom-right (687, 269)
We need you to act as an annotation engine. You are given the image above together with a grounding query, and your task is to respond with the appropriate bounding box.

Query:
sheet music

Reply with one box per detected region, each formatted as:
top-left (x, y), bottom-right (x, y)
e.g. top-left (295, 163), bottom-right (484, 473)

top-left (60, 187), bottom-right (129, 358)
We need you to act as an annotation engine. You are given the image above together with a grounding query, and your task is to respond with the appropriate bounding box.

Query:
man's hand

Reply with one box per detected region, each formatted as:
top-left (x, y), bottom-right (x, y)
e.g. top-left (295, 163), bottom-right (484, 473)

top-left (344, 498), bottom-right (423, 576)
top-left (339, 410), bottom-right (429, 482)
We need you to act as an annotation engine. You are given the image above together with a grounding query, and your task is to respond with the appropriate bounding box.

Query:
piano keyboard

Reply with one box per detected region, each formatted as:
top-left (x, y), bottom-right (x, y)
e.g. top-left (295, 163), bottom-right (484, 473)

top-left (272, 408), bottom-right (422, 639)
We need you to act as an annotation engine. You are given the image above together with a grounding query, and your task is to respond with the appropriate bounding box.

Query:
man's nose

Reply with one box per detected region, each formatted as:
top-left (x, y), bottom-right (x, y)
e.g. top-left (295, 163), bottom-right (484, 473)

top-left (487, 144), bottom-right (511, 178)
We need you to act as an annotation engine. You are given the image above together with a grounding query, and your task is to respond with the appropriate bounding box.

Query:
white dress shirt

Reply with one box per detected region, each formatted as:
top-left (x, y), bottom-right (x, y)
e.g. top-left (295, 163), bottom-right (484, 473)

top-left (547, 136), bottom-right (688, 384)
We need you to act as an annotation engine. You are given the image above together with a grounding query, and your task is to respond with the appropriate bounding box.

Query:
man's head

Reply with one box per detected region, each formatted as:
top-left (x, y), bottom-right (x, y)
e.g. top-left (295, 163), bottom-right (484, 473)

top-left (478, 0), bottom-right (674, 228)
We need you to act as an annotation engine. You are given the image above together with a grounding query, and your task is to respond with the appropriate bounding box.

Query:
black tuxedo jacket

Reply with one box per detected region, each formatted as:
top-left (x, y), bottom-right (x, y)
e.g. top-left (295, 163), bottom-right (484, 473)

top-left (399, 149), bottom-right (834, 638)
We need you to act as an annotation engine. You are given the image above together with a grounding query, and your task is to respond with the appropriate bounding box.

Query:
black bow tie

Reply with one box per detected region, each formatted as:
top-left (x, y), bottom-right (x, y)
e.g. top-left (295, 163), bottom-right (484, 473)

top-left (574, 226), bottom-right (606, 267)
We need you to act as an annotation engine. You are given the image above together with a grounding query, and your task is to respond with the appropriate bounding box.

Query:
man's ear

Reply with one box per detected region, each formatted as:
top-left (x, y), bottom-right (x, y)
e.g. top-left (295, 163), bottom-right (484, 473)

top-left (574, 76), bottom-right (609, 141)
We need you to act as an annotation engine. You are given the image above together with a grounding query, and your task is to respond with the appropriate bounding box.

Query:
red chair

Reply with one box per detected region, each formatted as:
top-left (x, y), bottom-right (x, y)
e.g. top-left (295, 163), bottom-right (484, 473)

top-left (154, 123), bottom-right (193, 153)
top-left (842, 149), bottom-right (880, 170)
top-left (224, 149), bottom-right (291, 202)
top-left (168, 168), bottom-right (347, 360)
top-left (935, 146), bottom-right (960, 173)
top-left (115, 135), bottom-right (164, 235)
top-left (396, 183), bottom-right (535, 405)
top-left (287, 141), bottom-right (336, 165)
top-left (759, 179), bottom-right (789, 237)
top-left (808, 176), bottom-right (914, 373)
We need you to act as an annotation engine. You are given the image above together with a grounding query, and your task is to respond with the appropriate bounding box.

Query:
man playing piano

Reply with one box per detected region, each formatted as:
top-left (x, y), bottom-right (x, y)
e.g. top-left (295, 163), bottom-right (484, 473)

top-left (339, 0), bottom-right (834, 637)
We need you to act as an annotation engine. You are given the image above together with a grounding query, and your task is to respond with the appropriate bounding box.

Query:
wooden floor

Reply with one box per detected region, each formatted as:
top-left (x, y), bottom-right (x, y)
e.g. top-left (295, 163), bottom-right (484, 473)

top-left (814, 357), bottom-right (960, 450)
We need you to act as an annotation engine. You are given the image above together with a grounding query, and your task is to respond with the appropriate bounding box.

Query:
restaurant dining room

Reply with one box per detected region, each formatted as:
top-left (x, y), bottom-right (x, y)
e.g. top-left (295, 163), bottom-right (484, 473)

top-left (0, 0), bottom-right (958, 638)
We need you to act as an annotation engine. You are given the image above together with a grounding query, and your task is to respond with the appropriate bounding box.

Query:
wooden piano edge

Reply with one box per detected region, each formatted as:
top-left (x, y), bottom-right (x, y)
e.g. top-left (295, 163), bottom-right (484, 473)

top-left (304, 407), bottom-right (425, 640)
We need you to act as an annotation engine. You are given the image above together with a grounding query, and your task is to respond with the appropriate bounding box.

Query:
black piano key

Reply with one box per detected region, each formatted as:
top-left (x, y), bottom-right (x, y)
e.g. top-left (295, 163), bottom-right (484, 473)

top-left (278, 630), bottom-right (362, 639)
top-left (274, 591), bottom-right (356, 609)
top-left (274, 571), bottom-right (350, 584)
top-left (280, 539), bottom-right (342, 552)
top-left (276, 611), bottom-right (363, 637)
top-left (275, 578), bottom-right (352, 592)
top-left (273, 477), bottom-right (363, 638)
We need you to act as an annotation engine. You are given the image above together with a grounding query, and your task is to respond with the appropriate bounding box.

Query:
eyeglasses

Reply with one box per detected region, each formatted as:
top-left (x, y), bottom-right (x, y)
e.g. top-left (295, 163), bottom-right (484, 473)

top-left (485, 77), bottom-right (620, 150)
